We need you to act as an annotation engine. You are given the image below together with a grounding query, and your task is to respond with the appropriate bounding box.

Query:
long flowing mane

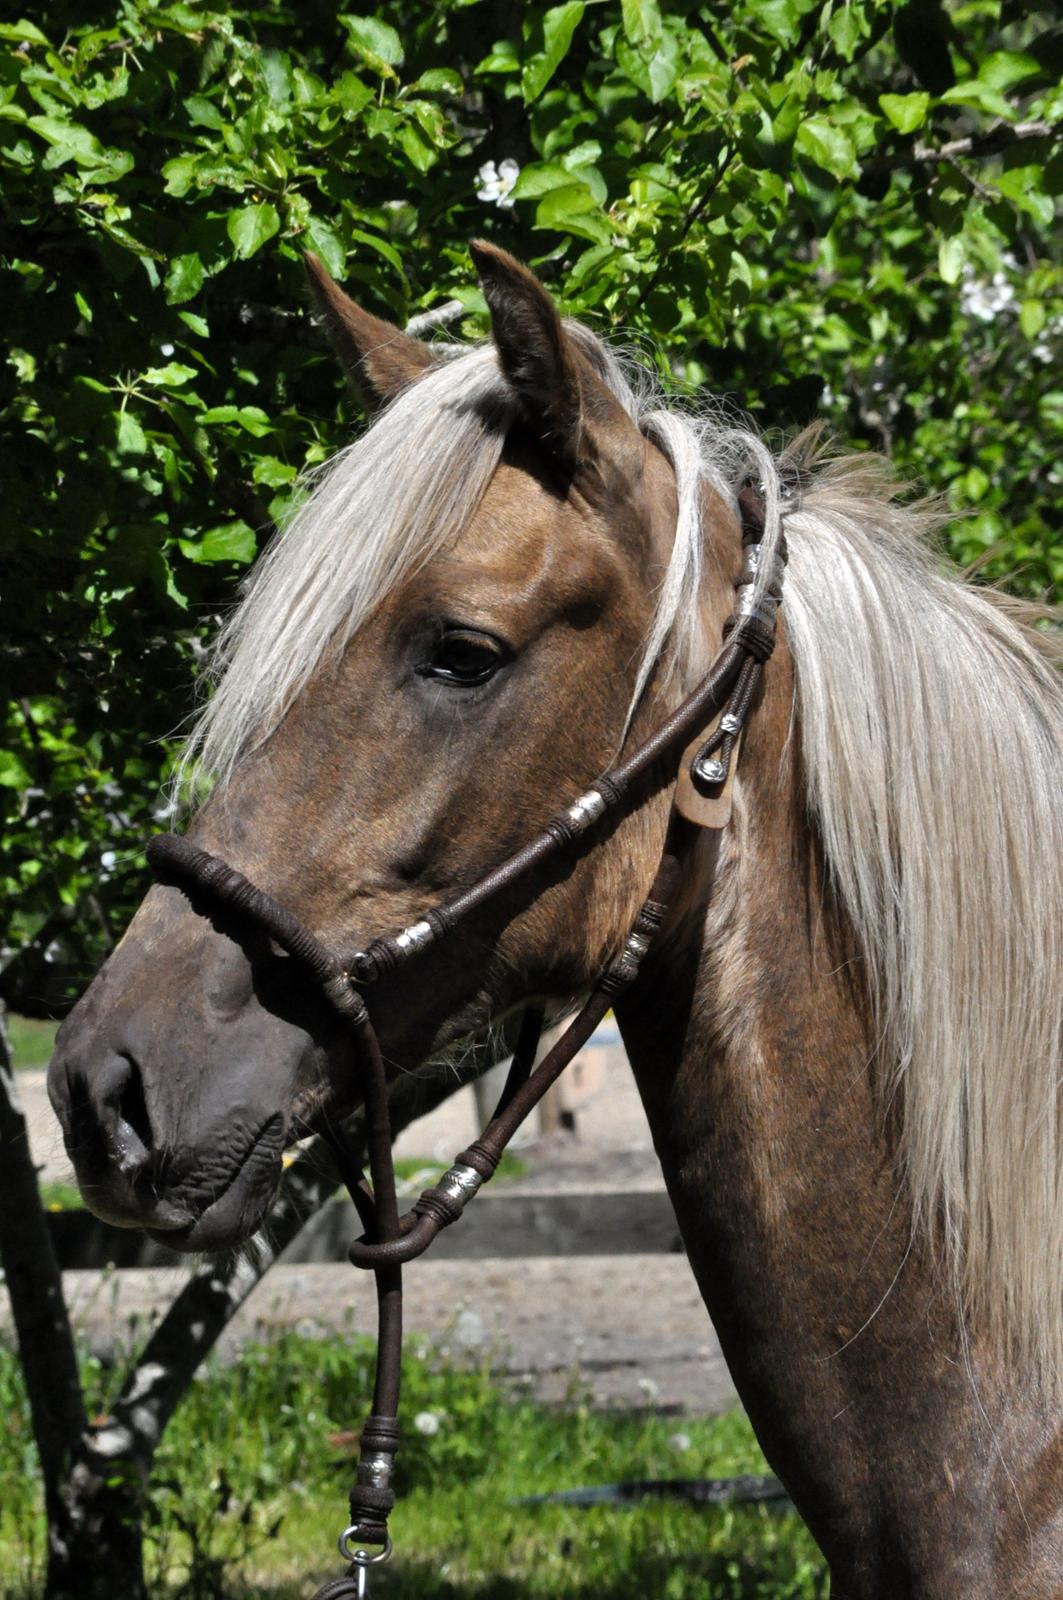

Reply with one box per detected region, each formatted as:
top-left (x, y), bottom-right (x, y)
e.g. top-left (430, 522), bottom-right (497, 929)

top-left (184, 321), bottom-right (1063, 1381)
top-left (784, 461), bottom-right (1063, 1380)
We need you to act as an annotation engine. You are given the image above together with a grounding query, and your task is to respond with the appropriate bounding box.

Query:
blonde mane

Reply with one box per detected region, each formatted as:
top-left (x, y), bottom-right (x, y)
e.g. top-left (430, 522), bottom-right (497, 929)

top-left (184, 320), bottom-right (1063, 1383)
top-left (783, 455), bottom-right (1063, 1381)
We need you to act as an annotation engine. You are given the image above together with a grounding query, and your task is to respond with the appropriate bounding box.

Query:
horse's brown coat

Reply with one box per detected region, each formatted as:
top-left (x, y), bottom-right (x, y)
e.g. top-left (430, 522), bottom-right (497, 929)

top-left (49, 248), bottom-right (1063, 1594)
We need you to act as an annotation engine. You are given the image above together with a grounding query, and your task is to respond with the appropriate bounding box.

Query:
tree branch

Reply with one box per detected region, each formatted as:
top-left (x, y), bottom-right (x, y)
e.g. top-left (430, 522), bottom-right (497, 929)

top-left (870, 118), bottom-right (1057, 173)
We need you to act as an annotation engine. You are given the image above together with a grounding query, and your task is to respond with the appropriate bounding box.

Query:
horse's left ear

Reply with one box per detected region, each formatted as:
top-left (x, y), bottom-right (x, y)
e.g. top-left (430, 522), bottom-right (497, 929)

top-left (304, 253), bottom-right (438, 410)
top-left (470, 240), bottom-right (636, 480)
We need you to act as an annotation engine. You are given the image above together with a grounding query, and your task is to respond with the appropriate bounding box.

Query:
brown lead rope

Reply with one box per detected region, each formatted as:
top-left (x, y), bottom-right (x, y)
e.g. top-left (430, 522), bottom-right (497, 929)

top-left (144, 482), bottom-right (787, 1596)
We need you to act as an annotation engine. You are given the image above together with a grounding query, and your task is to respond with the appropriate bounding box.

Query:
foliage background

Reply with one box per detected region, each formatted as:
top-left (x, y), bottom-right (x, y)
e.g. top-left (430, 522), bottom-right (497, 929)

top-left (2, 0), bottom-right (1060, 1016)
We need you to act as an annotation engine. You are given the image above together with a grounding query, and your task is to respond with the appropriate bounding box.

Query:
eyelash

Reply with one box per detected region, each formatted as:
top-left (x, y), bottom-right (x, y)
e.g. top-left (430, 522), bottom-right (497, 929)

top-left (416, 625), bottom-right (511, 687)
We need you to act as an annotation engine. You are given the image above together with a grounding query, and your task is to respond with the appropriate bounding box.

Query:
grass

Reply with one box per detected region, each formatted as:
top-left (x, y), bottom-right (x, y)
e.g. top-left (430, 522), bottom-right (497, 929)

top-left (0, 1330), bottom-right (827, 1599)
top-left (4, 1015), bottom-right (58, 1072)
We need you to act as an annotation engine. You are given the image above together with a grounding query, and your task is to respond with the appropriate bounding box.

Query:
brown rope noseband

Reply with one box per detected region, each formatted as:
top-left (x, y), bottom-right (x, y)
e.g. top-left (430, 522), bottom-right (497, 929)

top-left (145, 483), bottom-right (787, 1597)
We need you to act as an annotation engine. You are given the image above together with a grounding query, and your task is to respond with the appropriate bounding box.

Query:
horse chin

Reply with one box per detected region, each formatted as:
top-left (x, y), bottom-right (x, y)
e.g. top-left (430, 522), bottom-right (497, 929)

top-left (146, 1120), bottom-right (286, 1254)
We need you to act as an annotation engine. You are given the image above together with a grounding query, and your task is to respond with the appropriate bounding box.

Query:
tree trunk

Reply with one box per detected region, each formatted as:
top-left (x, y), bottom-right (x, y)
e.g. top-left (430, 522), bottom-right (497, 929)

top-left (0, 1004), bottom-right (148, 1598)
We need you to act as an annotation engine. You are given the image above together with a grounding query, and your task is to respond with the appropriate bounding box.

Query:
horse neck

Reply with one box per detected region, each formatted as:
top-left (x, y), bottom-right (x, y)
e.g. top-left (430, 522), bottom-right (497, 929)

top-left (615, 632), bottom-right (1063, 1597)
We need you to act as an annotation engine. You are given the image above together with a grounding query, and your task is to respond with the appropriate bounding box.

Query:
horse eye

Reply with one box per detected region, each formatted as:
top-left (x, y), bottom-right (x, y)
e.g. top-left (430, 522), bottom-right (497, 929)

top-left (420, 627), bottom-right (508, 686)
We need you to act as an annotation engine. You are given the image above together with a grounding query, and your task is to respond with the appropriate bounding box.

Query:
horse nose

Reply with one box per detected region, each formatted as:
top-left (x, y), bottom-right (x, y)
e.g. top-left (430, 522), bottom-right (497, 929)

top-left (56, 1050), bottom-right (155, 1183)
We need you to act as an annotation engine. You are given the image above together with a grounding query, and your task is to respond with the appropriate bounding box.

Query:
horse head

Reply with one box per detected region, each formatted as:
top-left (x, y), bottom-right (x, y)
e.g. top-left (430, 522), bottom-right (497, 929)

top-left (48, 245), bottom-right (739, 1251)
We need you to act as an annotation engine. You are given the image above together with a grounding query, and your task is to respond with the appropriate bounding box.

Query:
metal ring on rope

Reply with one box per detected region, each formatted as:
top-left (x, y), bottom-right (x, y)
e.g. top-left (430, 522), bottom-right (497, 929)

top-left (338, 1529), bottom-right (393, 1565)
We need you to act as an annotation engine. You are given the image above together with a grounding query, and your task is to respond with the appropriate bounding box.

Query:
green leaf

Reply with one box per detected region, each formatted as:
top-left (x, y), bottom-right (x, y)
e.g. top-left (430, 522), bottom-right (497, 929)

top-left (261, 49), bottom-right (293, 104)
top-left (177, 309), bottom-right (209, 337)
top-left (615, 32), bottom-right (679, 103)
top-left (227, 202), bottom-right (280, 259)
top-left (164, 252), bottom-right (204, 305)
top-left (115, 409), bottom-right (147, 454)
top-left (938, 235), bottom-right (965, 285)
top-left (180, 521), bottom-right (257, 565)
top-left (252, 457), bottom-right (298, 487)
top-left (398, 121), bottom-right (435, 174)
top-left (993, 167), bottom-right (1054, 228)
top-left (511, 162), bottom-right (576, 199)
top-left (1020, 300), bottom-right (1047, 339)
top-left (161, 154), bottom-right (198, 197)
top-left (411, 68), bottom-right (463, 94)
top-left (198, 405), bottom-right (273, 436)
top-left (978, 51), bottom-right (1039, 92)
top-left (0, 750), bottom-right (33, 788)
top-left (0, 20), bottom-right (48, 43)
top-left (342, 14), bottom-right (404, 70)
top-left (750, 0), bottom-right (803, 48)
top-left (476, 41), bottom-right (521, 74)
top-left (305, 217), bottom-right (345, 278)
top-left (27, 116), bottom-right (134, 178)
top-left (522, 3), bottom-right (585, 104)
top-left (535, 182), bottom-right (610, 243)
top-left (351, 228), bottom-right (407, 279)
top-left (183, 94), bottom-right (224, 130)
top-left (940, 80), bottom-right (1014, 120)
top-left (796, 115), bottom-right (858, 180)
top-left (621, 0), bottom-right (662, 49)
top-left (334, 71), bottom-right (373, 116)
top-left (828, 4), bottom-right (868, 61)
top-left (878, 92), bottom-right (930, 135)
top-left (141, 362), bottom-right (198, 388)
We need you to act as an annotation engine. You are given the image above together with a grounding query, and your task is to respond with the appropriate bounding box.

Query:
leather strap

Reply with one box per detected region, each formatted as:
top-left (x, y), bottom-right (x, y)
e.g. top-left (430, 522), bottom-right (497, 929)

top-left (143, 475), bottom-right (789, 1589)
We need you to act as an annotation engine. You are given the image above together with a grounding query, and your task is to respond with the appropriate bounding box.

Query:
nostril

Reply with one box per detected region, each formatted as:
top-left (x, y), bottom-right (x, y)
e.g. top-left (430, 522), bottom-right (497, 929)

top-left (95, 1053), bottom-right (154, 1180)
top-left (115, 1054), bottom-right (153, 1156)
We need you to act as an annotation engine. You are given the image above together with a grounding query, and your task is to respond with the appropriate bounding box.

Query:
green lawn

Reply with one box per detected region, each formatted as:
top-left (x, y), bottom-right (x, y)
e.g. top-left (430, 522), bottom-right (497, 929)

top-left (0, 1332), bottom-right (827, 1599)
top-left (4, 1015), bottom-right (58, 1072)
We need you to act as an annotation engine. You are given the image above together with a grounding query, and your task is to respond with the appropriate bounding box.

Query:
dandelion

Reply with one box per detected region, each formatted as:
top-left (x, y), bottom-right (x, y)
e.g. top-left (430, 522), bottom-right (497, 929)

top-left (636, 1375), bottom-right (660, 1402)
top-left (475, 158), bottom-right (520, 210)
top-left (669, 1431), bottom-right (691, 1453)
top-left (414, 1410), bottom-right (441, 1436)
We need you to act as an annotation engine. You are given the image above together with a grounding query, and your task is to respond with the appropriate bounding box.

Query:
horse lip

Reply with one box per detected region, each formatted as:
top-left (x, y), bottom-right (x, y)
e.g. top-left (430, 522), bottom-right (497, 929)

top-left (151, 1122), bottom-right (282, 1252)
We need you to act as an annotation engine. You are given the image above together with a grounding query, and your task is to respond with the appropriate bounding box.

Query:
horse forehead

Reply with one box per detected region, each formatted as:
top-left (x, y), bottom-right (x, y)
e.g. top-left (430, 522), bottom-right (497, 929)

top-left (416, 454), bottom-right (632, 598)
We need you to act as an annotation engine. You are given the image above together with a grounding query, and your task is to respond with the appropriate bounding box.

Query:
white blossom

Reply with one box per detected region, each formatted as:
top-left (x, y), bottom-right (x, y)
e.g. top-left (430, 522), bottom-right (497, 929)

top-left (959, 256), bottom-right (1017, 324)
top-left (475, 158), bottom-right (520, 210)
top-left (413, 1410), bottom-right (441, 1436)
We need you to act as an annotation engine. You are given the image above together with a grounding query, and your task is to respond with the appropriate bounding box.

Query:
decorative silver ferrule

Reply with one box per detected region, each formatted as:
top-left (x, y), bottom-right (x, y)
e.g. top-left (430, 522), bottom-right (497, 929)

top-left (436, 1163), bottom-right (485, 1206)
top-left (357, 1452), bottom-right (395, 1489)
top-left (625, 931), bottom-right (651, 960)
top-left (719, 712), bottom-right (741, 736)
top-left (692, 756), bottom-right (727, 786)
top-left (737, 543), bottom-right (786, 594)
top-left (732, 590), bottom-right (779, 628)
top-left (565, 788), bottom-right (607, 834)
top-left (395, 918), bottom-right (434, 956)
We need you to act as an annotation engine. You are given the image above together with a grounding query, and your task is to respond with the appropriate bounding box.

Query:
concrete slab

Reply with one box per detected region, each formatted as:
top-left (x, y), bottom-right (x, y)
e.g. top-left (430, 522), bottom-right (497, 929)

top-left (22, 1255), bottom-right (736, 1417)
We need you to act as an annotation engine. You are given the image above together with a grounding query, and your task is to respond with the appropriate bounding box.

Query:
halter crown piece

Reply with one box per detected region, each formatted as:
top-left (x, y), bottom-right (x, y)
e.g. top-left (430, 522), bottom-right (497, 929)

top-left (145, 480), bottom-right (788, 1596)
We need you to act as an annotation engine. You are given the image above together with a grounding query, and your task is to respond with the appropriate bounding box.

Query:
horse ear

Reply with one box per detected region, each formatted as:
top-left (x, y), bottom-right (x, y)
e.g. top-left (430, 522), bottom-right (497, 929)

top-left (470, 239), bottom-right (586, 462)
top-left (304, 253), bottom-right (437, 409)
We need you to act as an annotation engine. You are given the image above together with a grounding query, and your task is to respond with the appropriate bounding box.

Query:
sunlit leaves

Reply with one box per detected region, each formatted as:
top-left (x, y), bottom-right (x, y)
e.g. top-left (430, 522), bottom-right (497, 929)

top-left (227, 203), bottom-right (280, 259)
top-left (522, 3), bottom-right (585, 103)
top-left (878, 92), bottom-right (930, 134)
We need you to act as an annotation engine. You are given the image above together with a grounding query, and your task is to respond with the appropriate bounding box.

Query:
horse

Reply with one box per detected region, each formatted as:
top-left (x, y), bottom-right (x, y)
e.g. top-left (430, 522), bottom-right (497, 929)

top-left (49, 242), bottom-right (1063, 1597)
